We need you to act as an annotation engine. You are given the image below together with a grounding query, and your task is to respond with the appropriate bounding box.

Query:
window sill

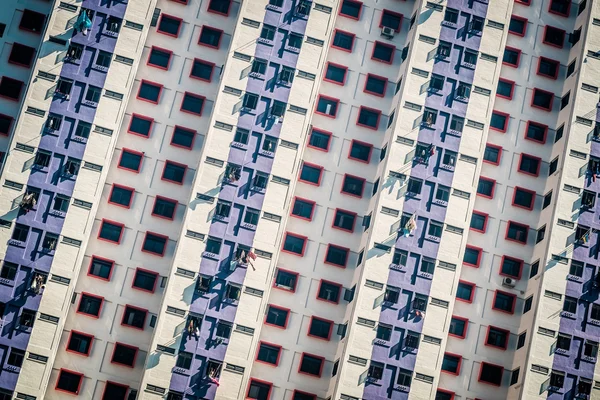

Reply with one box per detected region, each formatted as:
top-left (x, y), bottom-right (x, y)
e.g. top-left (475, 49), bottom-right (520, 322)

top-left (257, 37), bottom-right (274, 45)
top-left (202, 251), bottom-right (220, 260)
top-left (389, 263), bottom-right (406, 272)
top-left (441, 21), bottom-right (457, 28)
top-left (560, 311), bottom-right (576, 319)
top-left (91, 64), bottom-right (109, 73)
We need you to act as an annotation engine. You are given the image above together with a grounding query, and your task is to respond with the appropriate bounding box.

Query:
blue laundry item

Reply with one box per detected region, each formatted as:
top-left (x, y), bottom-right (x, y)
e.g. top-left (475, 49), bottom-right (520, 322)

top-left (74, 11), bottom-right (92, 34)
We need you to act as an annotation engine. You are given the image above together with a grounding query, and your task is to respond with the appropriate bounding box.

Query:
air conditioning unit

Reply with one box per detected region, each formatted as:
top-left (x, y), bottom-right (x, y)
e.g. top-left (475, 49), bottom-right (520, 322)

top-left (381, 26), bottom-right (395, 38)
top-left (502, 277), bottom-right (516, 287)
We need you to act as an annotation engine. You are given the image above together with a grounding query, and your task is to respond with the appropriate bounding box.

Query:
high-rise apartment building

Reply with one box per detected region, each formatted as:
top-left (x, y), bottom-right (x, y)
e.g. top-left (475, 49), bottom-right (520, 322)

top-left (0, 0), bottom-right (598, 399)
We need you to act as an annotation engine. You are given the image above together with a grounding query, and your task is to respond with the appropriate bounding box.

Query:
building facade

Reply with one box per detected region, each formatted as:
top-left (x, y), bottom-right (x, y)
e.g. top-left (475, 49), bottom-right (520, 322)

top-left (0, 0), bottom-right (598, 399)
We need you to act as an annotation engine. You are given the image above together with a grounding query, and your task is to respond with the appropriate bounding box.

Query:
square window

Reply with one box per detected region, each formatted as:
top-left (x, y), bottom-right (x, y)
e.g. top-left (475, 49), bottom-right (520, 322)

top-left (463, 246), bottom-right (481, 267)
top-left (162, 161), bottom-right (186, 184)
top-left (7, 348), bottom-right (24, 368)
top-left (157, 14), bottom-right (182, 37)
top-left (503, 47), bottom-right (521, 67)
top-left (119, 149), bottom-right (143, 172)
top-left (463, 50), bottom-right (478, 65)
top-left (170, 126), bottom-right (195, 149)
top-left (477, 177), bottom-right (495, 198)
top-left (247, 379), bottom-right (272, 400)
top-left (444, 8), bottom-right (458, 23)
top-left (506, 221), bottom-right (529, 244)
top-left (67, 331), bottom-right (93, 356)
top-left (56, 369), bottom-right (83, 395)
top-left (11, 224), bottom-right (29, 242)
top-left (308, 317), bottom-right (333, 340)
top-left (543, 26), bottom-right (566, 48)
top-left (357, 107), bottom-right (381, 129)
top-left (181, 92), bottom-right (205, 115)
top-left (518, 154), bottom-right (541, 176)
top-left (260, 24), bottom-right (276, 41)
top-left (282, 233), bottom-right (306, 256)
top-left (500, 256), bottom-right (523, 279)
top-left (333, 209), bottom-right (356, 232)
top-left (142, 232), bottom-right (168, 256)
top-left (332, 30), bottom-right (355, 52)
top-left (88, 256), bottom-right (113, 280)
top-left (291, 197), bottom-right (315, 221)
top-left (122, 305), bottom-right (147, 329)
top-left (325, 244), bottom-right (349, 267)
top-left (315, 95), bottom-right (339, 117)
top-left (470, 212), bottom-right (488, 232)
top-left (293, 391), bottom-right (316, 400)
top-left (20, 9), bottom-right (45, 33)
top-left (483, 144), bottom-right (501, 165)
top-left (479, 362), bottom-right (504, 386)
top-left (257, 342), bottom-right (281, 365)
top-left (9, 43), bottom-right (35, 67)
top-left (0, 77), bottom-right (24, 101)
top-left (456, 281), bottom-right (475, 303)
top-left (380, 9), bottom-right (402, 31)
top-left (490, 111), bottom-right (509, 132)
top-left (340, 0), bottom-right (362, 20)
top-left (128, 115), bottom-right (154, 139)
top-left (208, 0), bottom-right (231, 15)
top-left (509, 15), bottom-right (527, 36)
top-left (274, 269), bottom-right (298, 291)
top-left (513, 187), bottom-right (535, 210)
top-left (525, 121), bottom-right (547, 143)
top-left (65, 158), bottom-right (81, 176)
top-left (493, 290), bottom-right (516, 313)
top-left (53, 195), bottom-right (70, 213)
top-left (0, 114), bottom-right (12, 136)
top-left (75, 121), bottom-right (91, 139)
top-left (133, 268), bottom-right (158, 292)
top-left (531, 88), bottom-right (553, 111)
top-left (85, 85), bottom-right (101, 103)
top-left (364, 74), bottom-right (387, 97)
top-left (98, 220), bottom-right (124, 243)
top-left (299, 353), bottom-right (324, 377)
top-left (287, 33), bottom-right (303, 49)
top-left (486, 326), bottom-right (509, 349)
top-left (372, 41), bottom-right (395, 64)
top-left (307, 129), bottom-right (331, 152)
top-left (341, 174), bottom-right (365, 197)
top-left (109, 184), bottom-right (134, 209)
top-left (152, 196), bottom-right (177, 220)
top-left (96, 51), bottom-right (112, 68)
top-left (299, 163), bottom-right (323, 185)
top-left (111, 342), bottom-right (137, 367)
top-left (78, 293), bottom-right (104, 317)
top-left (549, 0), bottom-right (570, 16)
top-left (538, 57), bottom-right (560, 79)
top-left (199, 26), bottom-right (223, 48)
top-left (137, 80), bottom-right (162, 104)
top-left (442, 353), bottom-right (462, 375)
top-left (317, 280), bottom-right (341, 303)
top-left (324, 63), bottom-right (347, 85)
top-left (449, 316), bottom-right (467, 338)
top-left (348, 140), bottom-right (372, 163)
top-left (496, 79), bottom-right (514, 99)
top-left (265, 305), bottom-right (289, 328)
top-left (191, 59), bottom-right (214, 81)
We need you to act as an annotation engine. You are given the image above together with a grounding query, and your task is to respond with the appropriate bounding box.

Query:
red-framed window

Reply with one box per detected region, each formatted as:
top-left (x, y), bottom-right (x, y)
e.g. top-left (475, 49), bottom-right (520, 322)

top-left (531, 88), bottom-right (554, 111)
top-left (198, 26), bottom-right (223, 49)
top-left (456, 281), bottom-right (475, 303)
top-left (356, 106), bottom-right (381, 130)
top-left (537, 57), bottom-right (560, 79)
top-left (132, 268), bottom-right (158, 293)
top-left (282, 233), bottom-right (307, 256)
top-left (441, 353), bottom-right (462, 375)
top-left (332, 208), bottom-right (357, 232)
top-left (118, 148), bottom-right (143, 172)
top-left (190, 58), bottom-right (215, 82)
top-left (463, 245), bottom-right (482, 267)
top-left (108, 184), bottom-right (134, 208)
top-left (8, 43), bottom-right (36, 67)
top-left (490, 110), bottom-right (509, 132)
top-left (478, 362), bottom-right (504, 386)
top-left (162, 160), bottom-right (187, 184)
top-left (331, 29), bottom-right (355, 52)
top-left (364, 74), bottom-right (387, 97)
top-left (292, 390), bottom-right (317, 400)
top-left (88, 256), bottom-right (114, 281)
top-left (549, 0), bottom-right (570, 16)
top-left (317, 280), bottom-right (342, 304)
top-left (298, 353), bottom-right (325, 377)
top-left (339, 0), bottom-right (362, 20)
top-left (122, 305), bottom-right (147, 330)
top-left (246, 379), bottom-right (272, 400)
top-left (380, 9), bottom-right (403, 32)
top-left (435, 389), bottom-right (454, 400)
top-left (256, 341), bottom-right (281, 366)
top-left (77, 292), bottom-right (104, 318)
top-left (324, 244), bottom-right (349, 268)
top-left (291, 197), bottom-right (315, 220)
top-left (157, 14), bottom-right (182, 37)
top-left (142, 232), bottom-right (168, 256)
top-left (152, 196), bottom-right (177, 220)
top-left (273, 268), bottom-right (298, 292)
top-left (518, 153), bottom-right (541, 176)
top-left (264, 304), bottom-right (290, 329)
top-left (0, 77), bottom-right (24, 102)
top-left (515, 0), bottom-right (530, 5)
top-left (103, 381), bottom-right (129, 400)
top-left (500, 256), bottom-right (523, 279)
top-left (508, 15), bottom-right (527, 36)
top-left (486, 326), bottom-right (510, 350)
top-left (348, 140), bottom-right (372, 163)
top-left (66, 330), bottom-right (94, 356)
top-left (506, 221), bottom-right (529, 244)
top-left (483, 143), bottom-right (502, 165)
top-left (299, 162), bottom-right (323, 186)
top-left (496, 78), bottom-right (515, 100)
top-left (147, 46), bottom-right (172, 70)
top-left (502, 47), bottom-right (521, 67)
top-left (171, 126), bottom-right (196, 150)
top-left (315, 95), bottom-right (339, 118)
top-left (524, 121), bottom-right (548, 144)
top-left (111, 342), bottom-right (138, 368)
top-left (341, 174), bottom-right (365, 198)
top-left (512, 187), bottom-right (536, 210)
top-left (128, 114), bottom-right (153, 138)
top-left (492, 290), bottom-right (516, 314)
top-left (98, 219), bottom-right (124, 244)
top-left (470, 211), bottom-right (488, 233)
top-left (207, 0), bottom-right (231, 16)
top-left (543, 25), bottom-right (566, 48)
top-left (371, 41), bottom-right (395, 64)
top-left (324, 62), bottom-right (348, 85)
top-left (137, 80), bottom-right (162, 104)
top-left (449, 316), bottom-right (468, 338)
top-left (55, 369), bottom-right (84, 395)
top-left (307, 128), bottom-right (332, 151)
top-left (477, 177), bottom-right (496, 198)
top-left (307, 316), bottom-right (334, 341)
top-left (0, 114), bottom-right (13, 136)
top-left (19, 9), bottom-right (46, 34)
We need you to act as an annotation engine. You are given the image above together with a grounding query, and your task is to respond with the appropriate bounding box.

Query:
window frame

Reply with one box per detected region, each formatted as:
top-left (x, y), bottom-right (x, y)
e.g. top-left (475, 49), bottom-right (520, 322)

top-left (316, 279), bottom-right (342, 304)
top-left (77, 292), bottom-right (104, 319)
top-left (512, 186), bottom-right (536, 210)
top-left (121, 304), bottom-right (148, 330)
top-left (264, 304), bottom-right (290, 329)
top-left (470, 211), bottom-right (488, 233)
top-left (127, 113), bottom-right (154, 138)
top-left (371, 41), bottom-right (395, 64)
top-left (66, 330), bottom-right (94, 356)
top-left (157, 14), bottom-right (183, 38)
top-left (463, 245), bottom-right (482, 268)
top-left (490, 110), bottom-right (509, 132)
top-left (503, 46), bottom-right (521, 68)
top-left (147, 46), bottom-right (173, 70)
top-left (137, 80), bottom-right (163, 104)
top-left (323, 62), bottom-right (348, 86)
top-left (170, 125), bottom-right (196, 150)
top-left (380, 9), bottom-right (403, 32)
top-left (118, 148), bottom-right (144, 173)
top-left (246, 379), bottom-right (273, 400)
top-left (449, 316), bottom-right (468, 339)
top-left (518, 153), bottom-right (541, 177)
top-left (331, 29), bottom-right (355, 52)
top-left (282, 232), bottom-right (308, 256)
top-left (0, 77), bottom-right (24, 102)
top-left (298, 352), bottom-right (325, 377)
top-left (273, 268), bottom-right (298, 292)
top-left (483, 143), bottom-right (502, 165)
top-left (508, 15), bottom-right (527, 37)
top-left (324, 244), bottom-right (350, 268)
top-left (190, 58), bottom-right (215, 82)
top-left (348, 139), bottom-right (373, 164)
top-left (339, 0), bottom-right (363, 20)
top-left (537, 57), bottom-right (560, 80)
top-left (496, 78), bottom-right (515, 100)
top-left (141, 231), bottom-right (169, 256)
top-left (162, 160), bottom-right (187, 185)
top-left (291, 197), bottom-right (316, 221)
top-left (132, 267), bottom-right (159, 293)
top-left (8, 42), bottom-right (36, 68)
top-left (441, 352), bottom-right (462, 375)
top-left (97, 219), bottom-right (124, 244)
top-left (332, 208), bottom-right (357, 233)
top-left (315, 94), bottom-right (340, 118)
top-left (151, 195), bottom-right (178, 220)
top-left (111, 342), bottom-right (138, 368)
top-left (55, 369), bottom-right (84, 395)
top-left (548, 0), bottom-right (571, 17)
top-left (87, 255), bottom-right (114, 282)
top-left (486, 326), bottom-right (510, 350)
top-left (198, 25), bottom-right (223, 49)
top-left (531, 88), bottom-right (554, 112)
top-left (207, 0), bottom-right (232, 16)
top-left (524, 121), bottom-right (548, 144)
top-left (364, 73), bottom-right (388, 97)
top-left (542, 25), bottom-right (566, 49)
top-left (477, 177), bottom-right (496, 199)
top-left (307, 128), bottom-right (332, 152)
top-left (456, 280), bottom-right (476, 303)
top-left (478, 362), bottom-right (504, 387)
top-left (356, 106), bottom-right (382, 130)
top-left (500, 255), bottom-right (524, 279)
top-left (307, 316), bottom-right (334, 341)
top-left (0, 114), bottom-right (13, 136)
top-left (108, 184), bottom-right (135, 209)
top-left (506, 220), bottom-right (529, 245)
top-left (255, 341), bottom-right (282, 366)
top-left (492, 290), bottom-right (517, 314)
top-left (299, 162), bottom-right (323, 186)
top-left (341, 174), bottom-right (366, 198)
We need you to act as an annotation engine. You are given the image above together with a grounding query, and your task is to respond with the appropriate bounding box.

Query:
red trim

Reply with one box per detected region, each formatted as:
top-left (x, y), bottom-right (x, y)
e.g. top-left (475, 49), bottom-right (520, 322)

top-left (0, 113), bottom-right (13, 136)
top-left (290, 197), bottom-right (316, 221)
top-left (324, 62), bottom-right (348, 86)
top-left (207, 0), bottom-right (231, 16)
top-left (55, 369), bottom-right (84, 395)
top-left (127, 113), bottom-right (154, 139)
top-left (436, 389), bottom-right (455, 400)
top-left (19, 9), bottom-right (46, 35)
top-left (512, 186), bottom-right (536, 210)
top-left (307, 128), bottom-right (332, 152)
top-left (505, 220), bottom-right (529, 245)
top-left (264, 304), bottom-right (290, 329)
top-left (548, 0), bottom-right (570, 17)
top-left (315, 94), bottom-right (340, 118)
top-left (87, 255), bottom-right (115, 282)
top-left (180, 92), bottom-right (206, 116)
top-left (156, 14), bottom-right (182, 38)
top-left (151, 195), bottom-right (178, 220)
top-left (371, 41), bottom-right (395, 64)
top-left (170, 125), bottom-right (196, 150)
top-left (339, 0), bottom-right (363, 20)
top-left (492, 290), bottom-right (517, 314)
top-left (356, 106), bottom-right (382, 130)
top-left (531, 88), bottom-right (554, 112)
top-left (298, 352), bottom-right (325, 377)
top-left (0, 77), bottom-right (24, 102)
top-left (332, 208), bottom-right (357, 232)
top-left (463, 245), bottom-right (482, 268)
top-left (542, 25), bottom-right (566, 49)
top-left (8, 43), bottom-right (36, 67)
top-left (348, 139), bottom-right (373, 164)
top-left (341, 173), bottom-right (366, 198)
top-left (255, 341), bottom-right (282, 366)
top-left (483, 143), bottom-right (502, 165)
top-left (102, 381), bottom-right (129, 400)
top-left (292, 390), bottom-right (317, 400)
top-left (477, 177), bottom-right (496, 199)
top-left (515, 0), bottom-right (530, 4)
top-left (478, 362), bottom-right (505, 387)
top-left (147, 46), bottom-right (173, 70)
top-left (490, 110), bottom-right (509, 132)
top-left (118, 148), bottom-right (144, 173)
top-left (190, 58), bottom-right (215, 82)
top-left (299, 162), bottom-right (323, 186)
top-left (379, 9), bottom-right (403, 32)
top-left (457, 280), bottom-right (476, 303)
top-left (470, 211), bottom-right (489, 233)
top-left (66, 330), bottom-right (94, 356)
top-left (282, 232), bottom-right (308, 256)
top-left (141, 231), bottom-right (169, 256)
top-left (509, 15), bottom-right (527, 36)
top-left (111, 342), bottom-right (139, 368)
top-left (449, 315), bottom-right (468, 339)
top-left (363, 73), bottom-right (388, 97)
top-left (324, 244), bottom-right (350, 268)
top-left (121, 304), bottom-right (148, 330)
top-left (316, 279), bottom-right (342, 304)
top-left (108, 184), bottom-right (135, 209)
top-left (518, 153), bottom-right (541, 177)
top-left (273, 268), bottom-right (298, 292)
top-left (496, 78), bottom-right (515, 100)
top-left (503, 46), bottom-right (521, 67)
top-left (308, 316), bottom-right (334, 341)
top-left (331, 29), bottom-right (355, 52)
top-left (246, 379), bottom-right (272, 400)
top-left (442, 352), bottom-right (463, 375)
top-left (162, 160), bottom-right (187, 185)
top-left (537, 57), bottom-right (560, 80)
top-left (137, 80), bottom-right (163, 105)
top-left (198, 26), bottom-right (223, 49)
top-left (97, 219), bottom-right (124, 244)
top-left (169, 0), bottom-right (189, 4)
top-left (132, 267), bottom-right (159, 293)
top-left (499, 255), bottom-right (524, 280)
top-left (76, 292), bottom-right (105, 319)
